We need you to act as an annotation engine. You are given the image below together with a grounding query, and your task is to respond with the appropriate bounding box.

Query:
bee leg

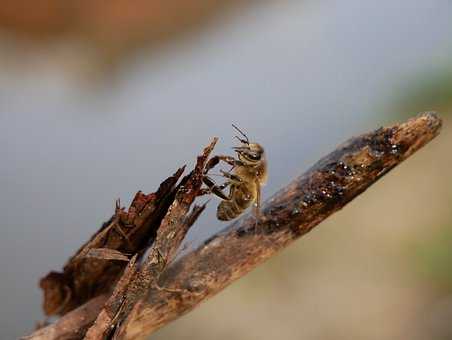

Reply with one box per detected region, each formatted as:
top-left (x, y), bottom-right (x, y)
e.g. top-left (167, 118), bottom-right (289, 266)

top-left (253, 181), bottom-right (263, 233)
top-left (204, 155), bottom-right (244, 174)
top-left (219, 170), bottom-right (243, 183)
top-left (202, 176), bottom-right (232, 201)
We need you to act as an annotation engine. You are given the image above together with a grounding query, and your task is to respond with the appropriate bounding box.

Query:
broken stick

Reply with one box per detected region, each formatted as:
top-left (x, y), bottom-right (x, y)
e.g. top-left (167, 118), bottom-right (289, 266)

top-left (24, 112), bottom-right (441, 340)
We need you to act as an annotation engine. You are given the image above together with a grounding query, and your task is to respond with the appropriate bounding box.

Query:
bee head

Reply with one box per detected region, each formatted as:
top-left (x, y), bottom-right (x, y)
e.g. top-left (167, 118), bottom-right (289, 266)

top-left (233, 143), bottom-right (264, 164)
top-left (231, 124), bottom-right (264, 164)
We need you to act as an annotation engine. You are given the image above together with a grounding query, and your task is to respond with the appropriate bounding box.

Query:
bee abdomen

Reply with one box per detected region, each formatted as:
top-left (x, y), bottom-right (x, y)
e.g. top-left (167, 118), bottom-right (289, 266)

top-left (217, 185), bottom-right (253, 221)
top-left (217, 200), bottom-right (242, 221)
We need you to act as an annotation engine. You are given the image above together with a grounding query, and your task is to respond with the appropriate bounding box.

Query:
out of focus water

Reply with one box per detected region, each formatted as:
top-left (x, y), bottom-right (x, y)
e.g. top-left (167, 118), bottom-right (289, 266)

top-left (1, 1), bottom-right (451, 338)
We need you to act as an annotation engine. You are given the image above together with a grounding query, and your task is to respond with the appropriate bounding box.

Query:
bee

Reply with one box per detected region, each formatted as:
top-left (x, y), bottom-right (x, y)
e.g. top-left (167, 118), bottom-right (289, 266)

top-left (202, 124), bottom-right (267, 221)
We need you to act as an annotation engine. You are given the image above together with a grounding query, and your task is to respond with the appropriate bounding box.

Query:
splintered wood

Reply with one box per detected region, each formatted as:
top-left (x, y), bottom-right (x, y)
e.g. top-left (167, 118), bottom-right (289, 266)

top-left (39, 165), bottom-right (186, 316)
top-left (36, 138), bottom-right (216, 340)
top-left (26, 113), bottom-right (441, 340)
top-left (85, 139), bottom-right (216, 339)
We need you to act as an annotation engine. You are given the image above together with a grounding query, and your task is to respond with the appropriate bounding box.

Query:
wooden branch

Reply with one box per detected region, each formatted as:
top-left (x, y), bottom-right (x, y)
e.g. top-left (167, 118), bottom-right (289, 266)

top-left (117, 112), bottom-right (443, 339)
top-left (24, 112), bottom-right (441, 340)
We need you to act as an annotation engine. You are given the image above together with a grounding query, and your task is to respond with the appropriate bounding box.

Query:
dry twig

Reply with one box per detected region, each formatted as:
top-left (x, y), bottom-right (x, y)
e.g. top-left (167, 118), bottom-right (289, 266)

top-left (25, 112), bottom-right (441, 340)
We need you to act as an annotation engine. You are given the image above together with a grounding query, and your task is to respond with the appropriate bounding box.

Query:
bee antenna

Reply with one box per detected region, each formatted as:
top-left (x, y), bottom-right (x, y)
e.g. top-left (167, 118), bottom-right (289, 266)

top-left (232, 124), bottom-right (249, 144)
top-left (234, 135), bottom-right (248, 144)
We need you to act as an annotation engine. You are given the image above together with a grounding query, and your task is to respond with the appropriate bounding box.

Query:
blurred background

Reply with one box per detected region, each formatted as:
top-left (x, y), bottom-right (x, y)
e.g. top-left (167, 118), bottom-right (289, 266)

top-left (1, 1), bottom-right (451, 339)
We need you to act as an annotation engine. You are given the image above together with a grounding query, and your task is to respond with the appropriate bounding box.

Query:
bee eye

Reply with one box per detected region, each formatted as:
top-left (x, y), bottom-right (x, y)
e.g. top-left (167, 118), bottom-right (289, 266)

top-left (248, 153), bottom-right (261, 161)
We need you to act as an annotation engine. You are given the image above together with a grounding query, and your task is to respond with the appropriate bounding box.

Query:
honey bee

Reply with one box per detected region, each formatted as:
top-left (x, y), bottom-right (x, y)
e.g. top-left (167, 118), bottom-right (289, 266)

top-left (202, 124), bottom-right (267, 221)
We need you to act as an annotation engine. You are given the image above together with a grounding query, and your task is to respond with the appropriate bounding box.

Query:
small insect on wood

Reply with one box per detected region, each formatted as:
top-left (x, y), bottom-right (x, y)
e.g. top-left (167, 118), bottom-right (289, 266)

top-left (201, 124), bottom-right (267, 221)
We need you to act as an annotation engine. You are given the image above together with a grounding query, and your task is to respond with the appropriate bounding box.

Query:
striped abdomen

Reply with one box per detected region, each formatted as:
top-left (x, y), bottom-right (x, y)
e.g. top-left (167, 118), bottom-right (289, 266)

top-left (217, 182), bottom-right (255, 221)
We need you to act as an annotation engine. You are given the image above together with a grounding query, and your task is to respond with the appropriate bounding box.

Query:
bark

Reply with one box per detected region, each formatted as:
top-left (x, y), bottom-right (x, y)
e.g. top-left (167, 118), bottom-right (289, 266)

top-left (24, 112), bottom-right (441, 340)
